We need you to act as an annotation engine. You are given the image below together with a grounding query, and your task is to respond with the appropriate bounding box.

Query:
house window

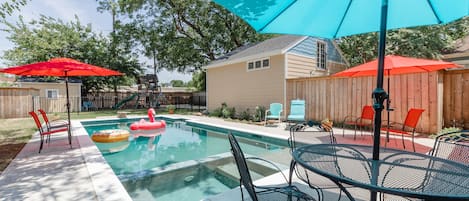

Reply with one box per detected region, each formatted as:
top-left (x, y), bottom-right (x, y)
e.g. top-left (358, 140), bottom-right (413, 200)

top-left (247, 57), bottom-right (270, 71)
top-left (255, 60), bottom-right (261, 68)
top-left (317, 41), bottom-right (326, 69)
top-left (248, 62), bottom-right (254, 70)
top-left (262, 59), bottom-right (269, 67)
top-left (46, 89), bottom-right (58, 99)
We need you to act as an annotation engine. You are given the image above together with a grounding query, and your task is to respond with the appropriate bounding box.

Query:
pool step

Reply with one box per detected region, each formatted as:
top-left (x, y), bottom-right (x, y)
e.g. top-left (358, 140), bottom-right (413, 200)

top-left (215, 163), bottom-right (265, 182)
top-left (214, 156), bottom-right (282, 183)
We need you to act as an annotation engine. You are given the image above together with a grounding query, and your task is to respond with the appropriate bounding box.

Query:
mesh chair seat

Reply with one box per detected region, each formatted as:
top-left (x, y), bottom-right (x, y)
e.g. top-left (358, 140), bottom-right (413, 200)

top-left (228, 134), bottom-right (317, 201)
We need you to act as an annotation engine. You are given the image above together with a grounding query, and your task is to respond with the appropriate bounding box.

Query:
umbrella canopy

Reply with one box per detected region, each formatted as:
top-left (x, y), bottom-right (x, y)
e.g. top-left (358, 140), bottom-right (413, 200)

top-left (0, 58), bottom-right (123, 147)
top-left (213, 0), bottom-right (468, 168)
top-left (333, 55), bottom-right (461, 77)
top-left (1, 58), bottom-right (123, 77)
top-left (213, 0), bottom-right (468, 38)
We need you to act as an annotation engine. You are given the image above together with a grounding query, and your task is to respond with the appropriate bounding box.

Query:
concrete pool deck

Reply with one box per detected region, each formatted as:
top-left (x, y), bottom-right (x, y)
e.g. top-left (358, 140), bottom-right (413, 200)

top-left (0, 115), bottom-right (435, 201)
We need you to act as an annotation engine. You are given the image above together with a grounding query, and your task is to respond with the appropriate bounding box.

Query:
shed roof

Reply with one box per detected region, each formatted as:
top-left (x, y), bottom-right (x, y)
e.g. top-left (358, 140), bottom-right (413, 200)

top-left (204, 35), bottom-right (306, 69)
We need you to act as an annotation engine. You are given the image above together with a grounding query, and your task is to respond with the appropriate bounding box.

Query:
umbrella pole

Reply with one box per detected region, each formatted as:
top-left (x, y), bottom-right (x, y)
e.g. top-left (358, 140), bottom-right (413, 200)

top-left (371, 0), bottom-right (389, 200)
top-left (65, 72), bottom-right (72, 147)
top-left (386, 72), bottom-right (393, 143)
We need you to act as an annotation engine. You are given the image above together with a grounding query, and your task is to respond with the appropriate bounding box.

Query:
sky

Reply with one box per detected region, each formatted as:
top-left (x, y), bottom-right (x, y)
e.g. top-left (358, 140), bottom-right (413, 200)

top-left (0, 0), bottom-right (192, 83)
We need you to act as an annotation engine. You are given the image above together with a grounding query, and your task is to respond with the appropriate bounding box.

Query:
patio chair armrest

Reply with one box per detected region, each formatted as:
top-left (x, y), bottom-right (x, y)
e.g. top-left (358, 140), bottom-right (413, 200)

top-left (245, 156), bottom-right (289, 183)
top-left (264, 109), bottom-right (271, 119)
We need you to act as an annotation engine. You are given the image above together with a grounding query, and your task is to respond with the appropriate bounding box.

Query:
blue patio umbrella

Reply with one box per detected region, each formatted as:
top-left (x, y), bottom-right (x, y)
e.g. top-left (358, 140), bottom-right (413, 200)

top-left (213, 0), bottom-right (468, 159)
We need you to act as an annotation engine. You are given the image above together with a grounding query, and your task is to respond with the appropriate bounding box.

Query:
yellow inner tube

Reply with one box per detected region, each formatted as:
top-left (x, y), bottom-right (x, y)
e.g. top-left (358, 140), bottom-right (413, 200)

top-left (92, 129), bottom-right (130, 143)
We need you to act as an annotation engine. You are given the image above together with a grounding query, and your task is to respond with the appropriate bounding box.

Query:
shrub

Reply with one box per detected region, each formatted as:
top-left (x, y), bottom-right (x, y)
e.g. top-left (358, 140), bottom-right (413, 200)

top-left (239, 108), bottom-right (251, 121)
top-left (252, 106), bottom-right (266, 122)
top-left (222, 107), bottom-right (236, 119)
top-left (210, 108), bottom-right (222, 117)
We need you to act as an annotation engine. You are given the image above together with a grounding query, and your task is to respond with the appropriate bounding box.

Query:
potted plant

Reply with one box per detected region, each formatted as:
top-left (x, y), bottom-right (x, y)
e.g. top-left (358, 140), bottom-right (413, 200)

top-left (167, 105), bottom-right (176, 114)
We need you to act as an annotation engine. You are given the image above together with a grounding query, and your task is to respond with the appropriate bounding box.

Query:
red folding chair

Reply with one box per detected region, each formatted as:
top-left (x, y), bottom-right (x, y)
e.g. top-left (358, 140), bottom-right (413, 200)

top-left (38, 109), bottom-right (69, 131)
top-left (342, 105), bottom-right (374, 139)
top-left (29, 111), bottom-right (69, 153)
top-left (381, 108), bottom-right (425, 152)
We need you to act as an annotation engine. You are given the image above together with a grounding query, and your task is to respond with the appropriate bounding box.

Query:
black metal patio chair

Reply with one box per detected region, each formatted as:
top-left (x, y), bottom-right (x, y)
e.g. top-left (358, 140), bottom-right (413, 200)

top-left (228, 133), bottom-right (318, 201)
top-left (430, 130), bottom-right (469, 164)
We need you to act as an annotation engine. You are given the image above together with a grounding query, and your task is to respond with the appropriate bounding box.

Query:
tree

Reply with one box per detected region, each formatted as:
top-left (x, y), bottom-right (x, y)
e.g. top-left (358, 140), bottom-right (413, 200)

top-left (187, 70), bottom-right (205, 91)
top-left (338, 17), bottom-right (469, 67)
top-left (98, 0), bottom-right (271, 73)
top-left (170, 79), bottom-right (185, 87)
top-left (1, 15), bottom-right (143, 94)
top-left (0, 0), bottom-right (28, 19)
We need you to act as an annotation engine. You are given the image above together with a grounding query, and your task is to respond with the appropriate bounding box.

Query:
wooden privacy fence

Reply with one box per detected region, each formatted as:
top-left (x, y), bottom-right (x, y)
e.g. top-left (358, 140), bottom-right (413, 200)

top-left (443, 69), bottom-right (469, 129)
top-left (0, 87), bottom-right (39, 118)
top-left (286, 71), bottom-right (444, 134)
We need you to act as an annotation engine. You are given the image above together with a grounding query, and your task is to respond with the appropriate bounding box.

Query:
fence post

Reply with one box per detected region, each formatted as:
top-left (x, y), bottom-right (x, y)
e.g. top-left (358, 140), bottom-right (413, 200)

top-left (199, 96), bottom-right (201, 112)
top-left (190, 95), bottom-right (193, 111)
top-left (32, 95), bottom-right (35, 111)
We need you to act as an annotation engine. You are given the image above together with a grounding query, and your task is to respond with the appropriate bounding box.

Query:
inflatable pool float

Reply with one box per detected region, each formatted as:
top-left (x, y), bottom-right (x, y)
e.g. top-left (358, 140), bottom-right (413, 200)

top-left (130, 108), bottom-right (166, 137)
top-left (92, 129), bottom-right (130, 143)
top-left (96, 141), bottom-right (130, 154)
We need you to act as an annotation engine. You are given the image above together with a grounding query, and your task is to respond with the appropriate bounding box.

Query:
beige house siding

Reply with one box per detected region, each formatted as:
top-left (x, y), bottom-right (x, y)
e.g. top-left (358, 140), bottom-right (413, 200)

top-left (18, 82), bottom-right (82, 112)
top-left (207, 55), bottom-right (285, 112)
top-left (286, 53), bottom-right (347, 78)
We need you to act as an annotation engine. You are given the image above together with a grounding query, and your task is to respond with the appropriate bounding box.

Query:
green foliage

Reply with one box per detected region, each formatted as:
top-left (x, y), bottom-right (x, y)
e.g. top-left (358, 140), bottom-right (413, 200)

top-left (338, 17), bottom-right (469, 67)
top-left (209, 102), bottom-right (235, 119)
top-left (252, 106), bottom-right (266, 122)
top-left (167, 105), bottom-right (176, 110)
top-left (1, 15), bottom-right (143, 95)
top-left (210, 108), bottom-right (222, 117)
top-left (170, 80), bottom-right (185, 87)
top-left (97, 0), bottom-right (271, 89)
top-left (222, 106), bottom-right (236, 119)
top-left (187, 70), bottom-right (206, 91)
top-left (239, 108), bottom-right (251, 121)
top-left (0, 0), bottom-right (28, 19)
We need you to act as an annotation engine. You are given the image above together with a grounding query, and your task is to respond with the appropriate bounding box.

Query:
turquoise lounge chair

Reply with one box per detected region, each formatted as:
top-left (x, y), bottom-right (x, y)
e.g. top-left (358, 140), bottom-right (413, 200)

top-left (264, 103), bottom-right (283, 126)
top-left (287, 99), bottom-right (306, 123)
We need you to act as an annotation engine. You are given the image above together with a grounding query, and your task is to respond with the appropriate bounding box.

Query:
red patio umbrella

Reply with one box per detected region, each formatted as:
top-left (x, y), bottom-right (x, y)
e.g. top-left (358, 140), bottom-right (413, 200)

top-left (0, 58), bottom-right (123, 146)
top-left (333, 55), bottom-right (460, 140)
top-left (333, 55), bottom-right (461, 77)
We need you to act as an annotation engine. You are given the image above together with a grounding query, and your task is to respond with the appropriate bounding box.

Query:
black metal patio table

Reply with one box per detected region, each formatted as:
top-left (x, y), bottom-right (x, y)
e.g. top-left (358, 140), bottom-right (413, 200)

top-left (291, 144), bottom-right (469, 201)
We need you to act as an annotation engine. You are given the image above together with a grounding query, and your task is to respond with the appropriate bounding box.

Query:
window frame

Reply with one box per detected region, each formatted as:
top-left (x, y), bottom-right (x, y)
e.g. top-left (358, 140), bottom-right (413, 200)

top-left (46, 89), bottom-right (59, 99)
top-left (316, 41), bottom-right (327, 69)
top-left (247, 57), bottom-right (270, 72)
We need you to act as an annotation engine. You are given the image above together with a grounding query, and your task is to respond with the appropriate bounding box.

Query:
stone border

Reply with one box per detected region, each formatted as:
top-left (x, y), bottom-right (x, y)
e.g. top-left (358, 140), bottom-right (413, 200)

top-left (75, 120), bottom-right (132, 201)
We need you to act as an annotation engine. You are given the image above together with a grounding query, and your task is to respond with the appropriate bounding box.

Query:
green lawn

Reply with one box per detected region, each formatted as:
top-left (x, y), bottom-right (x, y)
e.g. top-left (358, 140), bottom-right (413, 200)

top-left (0, 108), bottom-right (191, 173)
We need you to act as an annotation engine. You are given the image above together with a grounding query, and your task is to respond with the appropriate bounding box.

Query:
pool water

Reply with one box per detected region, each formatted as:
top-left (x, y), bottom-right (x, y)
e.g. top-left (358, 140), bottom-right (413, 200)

top-left (83, 118), bottom-right (291, 201)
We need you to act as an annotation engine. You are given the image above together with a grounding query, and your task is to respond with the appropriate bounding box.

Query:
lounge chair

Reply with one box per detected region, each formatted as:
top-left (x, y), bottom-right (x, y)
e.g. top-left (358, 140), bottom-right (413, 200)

top-left (38, 109), bottom-right (69, 131)
top-left (341, 105), bottom-right (374, 140)
top-left (264, 103), bottom-right (283, 126)
top-left (82, 101), bottom-right (97, 111)
top-left (381, 108), bottom-right (425, 152)
top-left (228, 133), bottom-right (317, 201)
top-left (29, 111), bottom-right (69, 153)
top-left (287, 99), bottom-right (306, 123)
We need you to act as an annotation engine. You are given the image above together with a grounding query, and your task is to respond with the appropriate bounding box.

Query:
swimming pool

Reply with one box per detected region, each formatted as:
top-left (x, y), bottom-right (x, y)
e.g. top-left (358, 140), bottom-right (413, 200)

top-left (82, 118), bottom-right (291, 201)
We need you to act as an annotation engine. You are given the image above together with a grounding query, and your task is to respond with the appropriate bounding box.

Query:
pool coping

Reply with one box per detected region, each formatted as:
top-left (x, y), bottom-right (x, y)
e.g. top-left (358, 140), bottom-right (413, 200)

top-left (75, 119), bottom-right (133, 201)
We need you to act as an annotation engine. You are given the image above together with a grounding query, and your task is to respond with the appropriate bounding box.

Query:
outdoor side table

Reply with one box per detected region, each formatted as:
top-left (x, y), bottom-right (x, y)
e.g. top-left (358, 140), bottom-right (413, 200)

top-left (292, 144), bottom-right (469, 201)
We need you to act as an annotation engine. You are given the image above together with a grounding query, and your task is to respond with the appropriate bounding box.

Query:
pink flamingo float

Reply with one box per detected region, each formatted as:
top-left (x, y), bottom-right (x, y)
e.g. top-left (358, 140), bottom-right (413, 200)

top-left (130, 108), bottom-right (166, 138)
